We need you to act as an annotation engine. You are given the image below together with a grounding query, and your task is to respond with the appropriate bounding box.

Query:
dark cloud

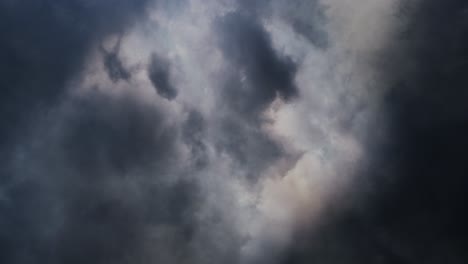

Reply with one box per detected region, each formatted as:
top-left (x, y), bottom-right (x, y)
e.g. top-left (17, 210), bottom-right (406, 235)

top-left (0, 1), bottom-right (208, 263)
top-left (0, 90), bottom-right (201, 264)
top-left (148, 53), bottom-right (178, 100)
top-left (0, 0), bottom-right (150, 149)
top-left (182, 111), bottom-right (208, 169)
top-left (216, 12), bottom-right (298, 116)
top-left (62, 92), bottom-right (176, 175)
top-left (103, 52), bottom-right (131, 82)
top-left (279, 210), bottom-right (413, 264)
top-left (101, 39), bottom-right (131, 82)
top-left (372, 0), bottom-right (468, 261)
top-left (56, 176), bottom-right (200, 264)
top-left (280, 0), bottom-right (468, 263)
top-left (215, 116), bottom-right (283, 180)
top-left (7, 0), bottom-right (468, 263)
top-left (212, 12), bottom-right (298, 181)
top-left (237, 0), bottom-right (329, 48)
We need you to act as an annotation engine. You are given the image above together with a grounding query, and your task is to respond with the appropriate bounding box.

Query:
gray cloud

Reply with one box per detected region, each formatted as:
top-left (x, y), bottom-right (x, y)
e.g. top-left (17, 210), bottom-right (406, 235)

top-left (182, 110), bottom-right (208, 169)
top-left (290, 18), bottom-right (328, 49)
top-left (0, 1), bottom-right (172, 262)
top-left (101, 39), bottom-right (132, 82)
top-left (216, 11), bottom-right (298, 116)
top-left (0, 89), bottom-right (193, 263)
top-left (209, 11), bottom-right (300, 181)
top-left (279, 0), bottom-right (468, 263)
top-left (148, 53), bottom-right (178, 100)
top-left (237, 0), bottom-right (328, 48)
top-left (0, 0), bottom-right (363, 262)
top-left (5, 0), bottom-right (465, 264)
top-left (0, 0), bottom-right (150, 149)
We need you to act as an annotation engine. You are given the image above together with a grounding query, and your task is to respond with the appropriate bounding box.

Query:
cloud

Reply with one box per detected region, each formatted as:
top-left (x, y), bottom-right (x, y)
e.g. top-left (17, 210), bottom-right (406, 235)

top-left (0, 0), bottom-right (369, 262)
top-left (278, 0), bottom-right (468, 263)
top-left (148, 53), bottom-right (178, 100)
top-left (0, 0), bottom-right (362, 262)
top-left (0, 0), bottom-right (151, 150)
top-left (216, 11), bottom-right (298, 116)
top-left (4, 0), bottom-right (467, 263)
top-left (362, 0), bottom-right (468, 261)
top-left (101, 38), bottom-right (132, 82)
top-left (0, 88), bottom-right (197, 263)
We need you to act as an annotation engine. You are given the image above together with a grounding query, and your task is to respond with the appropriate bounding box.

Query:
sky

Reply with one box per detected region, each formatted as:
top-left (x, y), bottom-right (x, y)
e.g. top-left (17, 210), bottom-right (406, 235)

top-left (1, 0), bottom-right (468, 263)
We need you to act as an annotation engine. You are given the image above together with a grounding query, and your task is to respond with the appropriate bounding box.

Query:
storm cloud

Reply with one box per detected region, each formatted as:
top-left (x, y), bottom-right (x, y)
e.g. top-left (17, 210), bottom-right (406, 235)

top-left (278, 0), bottom-right (468, 263)
top-left (1, 0), bottom-right (467, 263)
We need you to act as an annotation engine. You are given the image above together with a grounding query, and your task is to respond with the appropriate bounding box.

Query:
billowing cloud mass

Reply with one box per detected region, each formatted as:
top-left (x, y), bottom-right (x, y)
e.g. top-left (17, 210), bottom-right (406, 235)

top-left (1, 0), bottom-right (468, 263)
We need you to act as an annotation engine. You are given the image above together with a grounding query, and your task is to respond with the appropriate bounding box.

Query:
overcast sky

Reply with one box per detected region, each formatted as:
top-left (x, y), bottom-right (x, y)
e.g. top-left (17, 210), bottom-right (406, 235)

top-left (1, 0), bottom-right (468, 263)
